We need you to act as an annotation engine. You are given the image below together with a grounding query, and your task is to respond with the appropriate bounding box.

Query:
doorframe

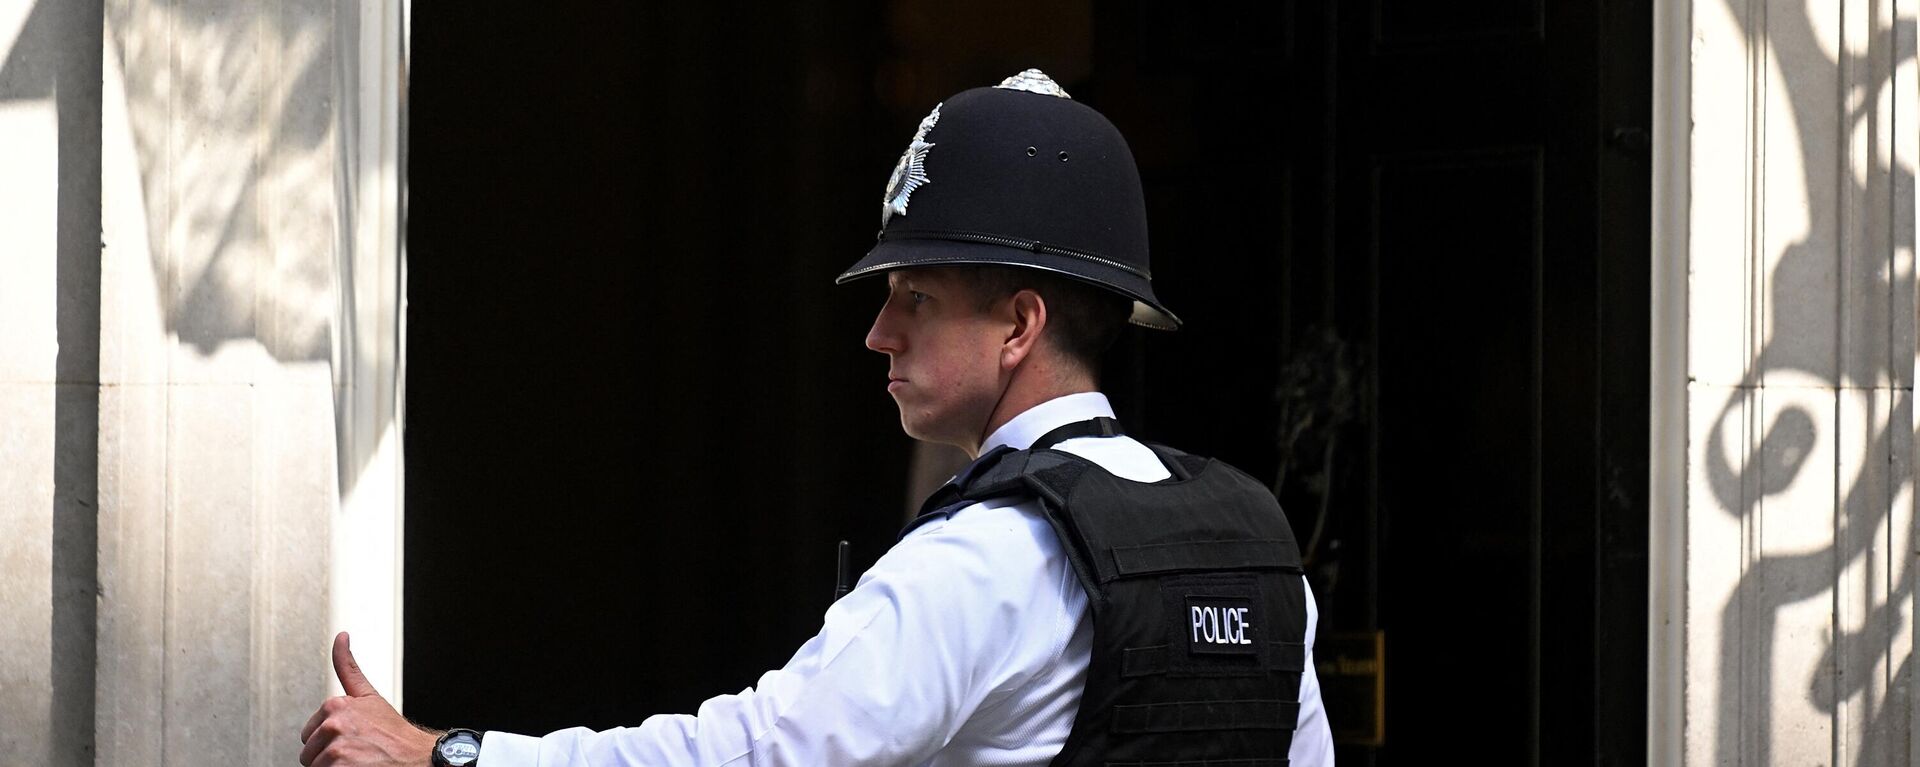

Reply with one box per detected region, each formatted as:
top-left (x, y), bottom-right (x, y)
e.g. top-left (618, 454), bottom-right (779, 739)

top-left (1647, 0), bottom-right (1689, 760)
top-left (329, 0), bottom-right (410, 706)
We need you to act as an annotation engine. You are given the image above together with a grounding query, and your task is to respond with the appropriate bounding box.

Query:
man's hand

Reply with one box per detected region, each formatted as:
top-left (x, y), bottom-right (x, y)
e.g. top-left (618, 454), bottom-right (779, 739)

top-left (299, 632), bottom-right (440, 767)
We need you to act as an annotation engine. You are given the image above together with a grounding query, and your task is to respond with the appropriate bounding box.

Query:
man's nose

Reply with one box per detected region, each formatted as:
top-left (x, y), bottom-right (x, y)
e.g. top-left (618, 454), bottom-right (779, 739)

top-left (865, 306), bottom-right (902, 354)
top-left (865, 313), bottom-right (896, 354)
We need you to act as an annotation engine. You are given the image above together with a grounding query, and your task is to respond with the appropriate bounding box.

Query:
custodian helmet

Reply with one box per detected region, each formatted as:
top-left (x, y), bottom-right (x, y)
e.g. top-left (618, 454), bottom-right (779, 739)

top-left (835, 69), bottom-right (1181, 330)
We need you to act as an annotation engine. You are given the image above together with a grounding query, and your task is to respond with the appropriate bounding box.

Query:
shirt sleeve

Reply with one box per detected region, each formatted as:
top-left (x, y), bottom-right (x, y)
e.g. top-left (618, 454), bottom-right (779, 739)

top-left (478, 511), bottom-right (1058, 767)
top-left (1288, 579), bottom-right (1336, 765)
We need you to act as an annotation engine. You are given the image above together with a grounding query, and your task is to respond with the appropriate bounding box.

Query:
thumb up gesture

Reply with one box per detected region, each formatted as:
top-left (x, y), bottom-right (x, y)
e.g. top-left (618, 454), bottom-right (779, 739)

top-left (299, 632), bottom-right (439, 767)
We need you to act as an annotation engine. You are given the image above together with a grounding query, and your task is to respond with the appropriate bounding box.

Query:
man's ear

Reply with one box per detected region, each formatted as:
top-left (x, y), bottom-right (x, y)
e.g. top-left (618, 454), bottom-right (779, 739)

top-left (1002, 289), bottom-right (1047, 372)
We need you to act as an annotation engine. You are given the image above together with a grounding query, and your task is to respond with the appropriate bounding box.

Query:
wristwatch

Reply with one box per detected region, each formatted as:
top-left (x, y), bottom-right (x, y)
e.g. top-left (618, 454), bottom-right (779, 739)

top-left (431, 728), bottom-right (483, 767)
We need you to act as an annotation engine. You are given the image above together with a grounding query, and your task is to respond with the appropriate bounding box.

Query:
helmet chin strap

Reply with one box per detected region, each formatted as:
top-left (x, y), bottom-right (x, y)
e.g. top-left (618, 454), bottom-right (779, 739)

top-left (970, 357), bottom-right (1023, 457)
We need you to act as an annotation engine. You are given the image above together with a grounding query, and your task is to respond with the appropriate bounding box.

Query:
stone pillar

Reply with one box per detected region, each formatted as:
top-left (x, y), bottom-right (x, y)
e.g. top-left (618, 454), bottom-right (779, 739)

top-left (0, 0), bottom-right (406, 763)
top-left (1654, 0), bottom-right (1920, 762)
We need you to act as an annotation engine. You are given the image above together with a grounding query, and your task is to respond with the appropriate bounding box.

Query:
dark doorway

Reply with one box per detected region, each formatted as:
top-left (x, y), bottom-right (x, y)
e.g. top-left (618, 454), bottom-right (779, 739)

top-left (405, 2), bottom-right (1649, 764)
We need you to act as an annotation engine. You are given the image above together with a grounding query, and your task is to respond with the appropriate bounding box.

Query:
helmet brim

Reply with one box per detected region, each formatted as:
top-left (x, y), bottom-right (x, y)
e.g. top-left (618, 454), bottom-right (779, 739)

top-left (836, 236), bottom-right (1182, 331)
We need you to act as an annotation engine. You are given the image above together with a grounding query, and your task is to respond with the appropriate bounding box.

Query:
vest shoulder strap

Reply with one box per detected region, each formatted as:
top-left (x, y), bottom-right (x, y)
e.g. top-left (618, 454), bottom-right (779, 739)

top-left (959, 449), bottom-right (1091, 505)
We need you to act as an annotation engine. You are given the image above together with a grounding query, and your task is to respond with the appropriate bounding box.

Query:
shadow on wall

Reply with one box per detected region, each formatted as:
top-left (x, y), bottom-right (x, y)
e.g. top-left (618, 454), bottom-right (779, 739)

top-left (1701, 0), bottom-right (1917, 763)
top-left (9, 0), bottom-right (396, 496)
top-left (1, 1), bottom-right (104, 764)
top-left (96, 0), bottom-right (339, 363)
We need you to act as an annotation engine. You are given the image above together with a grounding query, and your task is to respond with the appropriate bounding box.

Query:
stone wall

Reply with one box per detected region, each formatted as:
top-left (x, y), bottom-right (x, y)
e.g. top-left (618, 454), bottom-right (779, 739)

top-left (0, 1), bottom-right (404, 763)
top-left (1655, 0), bottom-right (1920, 762)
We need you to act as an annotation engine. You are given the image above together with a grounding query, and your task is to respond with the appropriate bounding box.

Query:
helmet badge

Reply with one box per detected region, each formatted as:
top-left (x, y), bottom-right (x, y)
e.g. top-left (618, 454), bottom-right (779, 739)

top-left (881, 102), bottom-right (941, 228)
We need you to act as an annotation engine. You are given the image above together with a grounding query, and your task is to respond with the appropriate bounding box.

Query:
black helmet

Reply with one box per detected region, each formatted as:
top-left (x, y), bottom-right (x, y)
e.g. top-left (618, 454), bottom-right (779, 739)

top-left (836, 69), bottom-right (1181, 331)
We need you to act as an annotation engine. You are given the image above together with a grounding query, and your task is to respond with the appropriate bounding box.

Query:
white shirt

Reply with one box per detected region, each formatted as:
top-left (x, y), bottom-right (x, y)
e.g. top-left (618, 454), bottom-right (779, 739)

top-left (482, 392), bottom-right (1333, 766)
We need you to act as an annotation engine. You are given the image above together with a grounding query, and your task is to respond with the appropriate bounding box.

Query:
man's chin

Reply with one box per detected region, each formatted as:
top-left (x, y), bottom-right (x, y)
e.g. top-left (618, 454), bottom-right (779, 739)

top-left (896, 409), bottom-right (945, 446)
top-left (897, 417), bottom-right (932, 444)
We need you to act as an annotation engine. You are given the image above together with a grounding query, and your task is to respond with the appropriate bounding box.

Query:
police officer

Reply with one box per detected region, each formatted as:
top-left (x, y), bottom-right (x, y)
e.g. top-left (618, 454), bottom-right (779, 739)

top-left (299, 69), bottom-right (1332, 767)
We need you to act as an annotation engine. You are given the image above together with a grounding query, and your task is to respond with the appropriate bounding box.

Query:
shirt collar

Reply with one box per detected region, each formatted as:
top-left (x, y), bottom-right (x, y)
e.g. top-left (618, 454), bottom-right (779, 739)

top-left (979, 392), bottom-right (1118, 454)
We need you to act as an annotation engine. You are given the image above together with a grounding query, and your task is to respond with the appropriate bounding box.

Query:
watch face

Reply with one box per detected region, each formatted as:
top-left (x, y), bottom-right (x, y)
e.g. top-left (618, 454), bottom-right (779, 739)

top-left (439, 732), bottom-right (481, 766)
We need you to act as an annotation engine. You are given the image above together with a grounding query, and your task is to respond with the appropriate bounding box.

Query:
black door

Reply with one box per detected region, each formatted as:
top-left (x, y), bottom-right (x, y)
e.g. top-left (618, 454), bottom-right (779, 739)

top-left (1341, 1), bottom-right (1651, 763)
top-left (1096, 1), bottom-right (1650, 764)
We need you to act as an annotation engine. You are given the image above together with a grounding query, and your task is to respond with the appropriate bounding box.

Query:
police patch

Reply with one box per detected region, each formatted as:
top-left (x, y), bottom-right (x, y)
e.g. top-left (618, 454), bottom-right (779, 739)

top-left (1185, 595), bottom-right (1259, 656)
top-left (881, 102), bottom-right (941, 228)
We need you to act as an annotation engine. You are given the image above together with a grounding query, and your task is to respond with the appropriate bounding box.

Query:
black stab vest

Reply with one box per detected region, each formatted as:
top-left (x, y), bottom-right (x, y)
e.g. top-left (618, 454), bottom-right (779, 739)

top-left (907, 421), bottom-right (1309, 766)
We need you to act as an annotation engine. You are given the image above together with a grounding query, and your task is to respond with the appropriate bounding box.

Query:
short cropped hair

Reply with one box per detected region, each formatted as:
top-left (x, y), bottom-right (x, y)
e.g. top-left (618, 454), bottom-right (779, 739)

top-left (958, 266), bottom-right (1133, 380)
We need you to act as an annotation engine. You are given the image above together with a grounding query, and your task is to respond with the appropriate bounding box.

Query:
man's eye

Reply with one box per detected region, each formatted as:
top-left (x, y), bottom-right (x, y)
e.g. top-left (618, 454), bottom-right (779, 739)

top-left (910, 291), bottom-right (930, 305)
